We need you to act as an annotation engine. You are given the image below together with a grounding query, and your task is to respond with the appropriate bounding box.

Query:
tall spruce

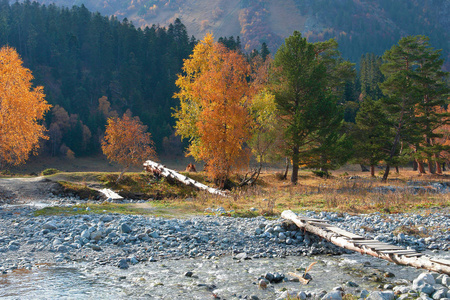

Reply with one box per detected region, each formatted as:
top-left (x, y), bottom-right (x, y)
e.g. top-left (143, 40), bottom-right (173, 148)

top-left (272, 31), bottom-right (350, 183)
top-left (354, 97), bottom-right (391, 176)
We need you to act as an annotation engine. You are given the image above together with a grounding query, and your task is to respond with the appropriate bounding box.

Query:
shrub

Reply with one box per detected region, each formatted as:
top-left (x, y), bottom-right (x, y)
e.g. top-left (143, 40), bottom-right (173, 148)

top-left (312, 170), bottom-right (330, 178)
top-left (42, 168), bottom-right (60, 176)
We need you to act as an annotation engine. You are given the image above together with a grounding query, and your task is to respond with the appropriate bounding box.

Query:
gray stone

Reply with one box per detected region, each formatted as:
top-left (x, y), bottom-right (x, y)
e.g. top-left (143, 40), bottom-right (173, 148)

top-left (119, 223), bottom-right (132, 234)
top-left (433, 290), bottom-right (448, 300)
top-left (442, 276), bottom-right (450, 287)
top-left (128, 256), bottom-right (139, 264)
top-left (419, 284), bottom-right (436, 295)
top-left (321, 290), bottom-right (343, 300)
top-left (346, 281), bottom-right (359, 287)
top-left (43, 222), bottom-right (57, 230)
top-left (80, 229), bottom-right (91, 240)
top-left (297, 291), bottom-right (307, 300)
top-left (100, 215), bottom-right (113, 223)
top-left (360, 289), bottom-right (370, 299)
top-left (264, 272), bottom-right (274, 283)
top-left (90, 231), bottom-right (103, 241)
top-left (118, 259), bottom-right (129, 269)
top-left (366, 291), bottom-right (395, 300)
top-left (56, 245), bottom-right (68, 252)
top-left (234, 252), bottom-right (247, 260)
top-left (417, 273), bottom-right (437, 285)
top-left (149, 231), bottom-right (159, 238)
top-left (91, 245), bottom-right (101, 251)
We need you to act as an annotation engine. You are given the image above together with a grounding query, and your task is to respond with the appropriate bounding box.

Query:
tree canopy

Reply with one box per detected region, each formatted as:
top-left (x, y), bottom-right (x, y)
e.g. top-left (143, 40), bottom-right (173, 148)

top-left (174, 34), bottom-right (253, 187)
top-left (0, 46), bottom-right (51, 169)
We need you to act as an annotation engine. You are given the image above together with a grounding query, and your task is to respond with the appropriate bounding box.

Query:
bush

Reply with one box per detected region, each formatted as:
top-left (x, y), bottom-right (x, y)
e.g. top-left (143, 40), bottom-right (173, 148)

top-left (42, 168), bottom-right (60, 176)
top-left (312, 170), bottom-right (330, 178)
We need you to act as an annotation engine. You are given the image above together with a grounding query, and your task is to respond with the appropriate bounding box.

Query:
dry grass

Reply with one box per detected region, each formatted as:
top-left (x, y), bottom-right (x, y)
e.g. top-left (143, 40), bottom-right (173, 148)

top-left (18, 159), bottom-right (450, 217)
top-left (162, 167), bottom-right (450, 216)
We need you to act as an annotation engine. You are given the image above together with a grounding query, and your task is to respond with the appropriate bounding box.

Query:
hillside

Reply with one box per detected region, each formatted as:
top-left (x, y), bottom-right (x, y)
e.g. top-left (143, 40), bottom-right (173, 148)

top-left (31, 0), bottom-right (450, 65)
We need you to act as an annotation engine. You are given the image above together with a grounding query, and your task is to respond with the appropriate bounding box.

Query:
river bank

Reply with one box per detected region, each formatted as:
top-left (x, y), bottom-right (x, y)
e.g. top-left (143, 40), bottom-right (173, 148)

top-left (0, 204), bottom-right (449, 299)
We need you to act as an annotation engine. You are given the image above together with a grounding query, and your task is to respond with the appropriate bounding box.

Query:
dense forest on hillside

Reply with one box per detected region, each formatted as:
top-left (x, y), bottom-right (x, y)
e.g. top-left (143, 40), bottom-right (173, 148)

top-left (27, 0), bottom-right (450, 68)
top-left (0, 0), bottom-right (194, 156)
top-left (296, 0), bottom-right (450, 68)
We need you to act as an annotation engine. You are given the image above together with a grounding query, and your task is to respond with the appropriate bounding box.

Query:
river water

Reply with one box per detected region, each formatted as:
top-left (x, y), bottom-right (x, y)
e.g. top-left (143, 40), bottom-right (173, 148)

top-left (3, 251), bottom-right (446, 299)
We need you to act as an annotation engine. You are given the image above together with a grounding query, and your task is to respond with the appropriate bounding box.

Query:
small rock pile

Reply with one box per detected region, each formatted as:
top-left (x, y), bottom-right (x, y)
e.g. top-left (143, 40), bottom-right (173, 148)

top-left (276, 272), bottom-right (450, 300)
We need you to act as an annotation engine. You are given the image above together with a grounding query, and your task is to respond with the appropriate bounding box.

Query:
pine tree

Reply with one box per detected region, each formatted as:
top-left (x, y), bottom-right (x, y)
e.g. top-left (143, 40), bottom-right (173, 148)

top-left (380, 35), bottom-right (449, 181)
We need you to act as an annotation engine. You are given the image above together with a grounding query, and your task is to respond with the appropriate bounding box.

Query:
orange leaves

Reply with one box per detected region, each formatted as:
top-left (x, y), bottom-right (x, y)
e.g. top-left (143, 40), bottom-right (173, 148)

top-left (174, 35), bottom-right (253, 186)
top-left (0, 46), bottom-right (51, 167)
top-left (101, 112), bottom-right (157, 173)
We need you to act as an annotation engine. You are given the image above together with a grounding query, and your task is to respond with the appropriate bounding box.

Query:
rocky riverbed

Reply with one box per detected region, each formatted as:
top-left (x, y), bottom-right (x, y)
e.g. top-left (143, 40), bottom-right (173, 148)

top-left (0, 202), bottom-right (449, 299)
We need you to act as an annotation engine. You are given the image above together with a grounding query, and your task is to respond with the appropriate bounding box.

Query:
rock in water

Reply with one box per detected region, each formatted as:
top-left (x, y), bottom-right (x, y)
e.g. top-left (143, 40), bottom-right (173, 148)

top-left (118, 259), bottom-right (129, 269)
top-left (258, 278), bottom-right (269, 289)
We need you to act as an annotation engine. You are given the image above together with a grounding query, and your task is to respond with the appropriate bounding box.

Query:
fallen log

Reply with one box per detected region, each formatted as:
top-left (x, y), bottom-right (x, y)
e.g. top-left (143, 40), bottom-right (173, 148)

top-left (143, 160), bottom-right (227, 197)
top-left (98, 188), bottom-right (123, 200)
top-left (281, 210), bottom-right (450, 275)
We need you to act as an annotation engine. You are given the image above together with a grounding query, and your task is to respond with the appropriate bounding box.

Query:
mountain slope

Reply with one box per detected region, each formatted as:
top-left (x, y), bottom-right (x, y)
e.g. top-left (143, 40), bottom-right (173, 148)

top-left (31, 0), bottom-right (449, 65)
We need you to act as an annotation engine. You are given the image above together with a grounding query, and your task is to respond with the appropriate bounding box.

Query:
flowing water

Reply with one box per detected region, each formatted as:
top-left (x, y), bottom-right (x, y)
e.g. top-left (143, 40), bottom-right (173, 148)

top-left (2, 251), bottom-right (445, 299)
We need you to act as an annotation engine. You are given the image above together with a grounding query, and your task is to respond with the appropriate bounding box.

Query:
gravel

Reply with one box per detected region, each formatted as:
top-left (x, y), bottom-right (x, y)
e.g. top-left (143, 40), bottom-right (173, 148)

top-left (0, 204), bottom-right (449, 299)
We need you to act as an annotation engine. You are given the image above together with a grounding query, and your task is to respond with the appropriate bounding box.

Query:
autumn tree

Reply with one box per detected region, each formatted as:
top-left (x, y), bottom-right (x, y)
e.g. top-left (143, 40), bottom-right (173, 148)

top-left (101, 111), bottom-right (157, 182)
top-left (0, 46), bottom-right (51, 169)
top-left (173, 34), bottom-right (253, 187)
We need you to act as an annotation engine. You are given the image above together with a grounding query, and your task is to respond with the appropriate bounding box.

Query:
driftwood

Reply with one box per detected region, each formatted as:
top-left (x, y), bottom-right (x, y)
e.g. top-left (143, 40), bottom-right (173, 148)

top-left (287, 272), bottom-right (311, 284)
top-left (98, 188), bottom-right (123, 200)
top-left (143, 160), bottom-right (227, 197)
top-left (281, 210), bottom-right (450, 275)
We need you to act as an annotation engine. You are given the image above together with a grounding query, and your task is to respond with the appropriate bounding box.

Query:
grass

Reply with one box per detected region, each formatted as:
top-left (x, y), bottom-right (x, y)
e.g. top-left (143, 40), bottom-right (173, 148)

top-left (19, 164), bottom-right (450, 219)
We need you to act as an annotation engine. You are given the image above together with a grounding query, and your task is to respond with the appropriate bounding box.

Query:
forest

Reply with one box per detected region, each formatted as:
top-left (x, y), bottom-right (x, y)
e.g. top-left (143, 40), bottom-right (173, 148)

top-left (0, 1), bottom-right (449, 185)
top-left (0, 0), bottom-right (195, 156)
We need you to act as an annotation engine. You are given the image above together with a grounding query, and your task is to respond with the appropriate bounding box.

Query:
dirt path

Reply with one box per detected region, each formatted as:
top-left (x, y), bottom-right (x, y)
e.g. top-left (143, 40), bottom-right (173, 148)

top-left (0, 177), bottom-right (60, 204)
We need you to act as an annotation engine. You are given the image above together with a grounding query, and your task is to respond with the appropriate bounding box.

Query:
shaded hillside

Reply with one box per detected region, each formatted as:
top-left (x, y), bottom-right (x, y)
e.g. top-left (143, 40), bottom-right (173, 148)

top-left (30, 0), bottom-right (449, 65)
top-left (0, 0), bottom-right (194, 156)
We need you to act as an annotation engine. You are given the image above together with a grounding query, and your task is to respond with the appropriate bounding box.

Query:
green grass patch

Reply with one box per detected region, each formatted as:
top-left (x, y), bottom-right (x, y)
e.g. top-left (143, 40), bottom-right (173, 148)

top-left (33, 202), bottom-right (153, 216)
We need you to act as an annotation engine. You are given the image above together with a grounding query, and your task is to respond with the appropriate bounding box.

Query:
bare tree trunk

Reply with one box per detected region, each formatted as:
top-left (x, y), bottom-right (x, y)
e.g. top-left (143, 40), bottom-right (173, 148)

top-left (436, 160), bottom-right (443, 174)
top-left (413, 160), bottom-right (418, 171)
top-left (428, 158), bottom-right (436, 174)
top-left (370, 165), bottom-right (375, 177)
top-left (291, 146), bottom-right (299, 184)
top-left (116, 166), bottom-right (129, 183)
top-left (281, 157), bottom-right (289, 180)
top-left (382, 165), bottom-right (390, 182)
top-left (417, 160), bottom-right (426, 174)
top-left (395, 166), bottom-right (399, 173)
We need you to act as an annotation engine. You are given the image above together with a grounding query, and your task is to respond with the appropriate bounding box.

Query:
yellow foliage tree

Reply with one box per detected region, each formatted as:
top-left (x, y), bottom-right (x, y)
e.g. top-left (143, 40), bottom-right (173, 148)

top-left (101, 112), bottom-right (157, 182)
top-left (173, 34), bottom-right (253, 187)
top-left (0, 46), bottom-right (51, 169)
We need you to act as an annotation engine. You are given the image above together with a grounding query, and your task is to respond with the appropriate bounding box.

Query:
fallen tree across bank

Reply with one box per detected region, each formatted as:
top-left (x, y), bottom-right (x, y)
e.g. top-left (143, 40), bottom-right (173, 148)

top-left (143, 160), bottom-right (227, 197)
top-left (281, 210), bottom-right (450, 275)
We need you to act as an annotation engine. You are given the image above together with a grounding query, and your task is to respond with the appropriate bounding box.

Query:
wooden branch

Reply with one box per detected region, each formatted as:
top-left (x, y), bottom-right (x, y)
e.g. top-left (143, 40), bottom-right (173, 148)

top-left (281, 210), bottom-right (450, 275)
top-left (287, 272), bottom-right (311, 284)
